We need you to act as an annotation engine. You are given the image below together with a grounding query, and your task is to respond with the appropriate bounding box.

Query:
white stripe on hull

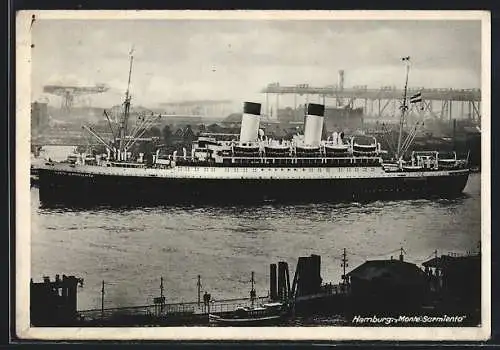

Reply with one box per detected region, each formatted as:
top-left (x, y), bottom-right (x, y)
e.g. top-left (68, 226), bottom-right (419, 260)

top-left (41, 164), bottom-right (469, 180)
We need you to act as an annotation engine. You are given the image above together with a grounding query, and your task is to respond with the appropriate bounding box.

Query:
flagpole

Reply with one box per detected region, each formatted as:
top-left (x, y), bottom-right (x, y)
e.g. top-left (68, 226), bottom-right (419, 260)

top-left (397, 57), bottom-right (411, 161)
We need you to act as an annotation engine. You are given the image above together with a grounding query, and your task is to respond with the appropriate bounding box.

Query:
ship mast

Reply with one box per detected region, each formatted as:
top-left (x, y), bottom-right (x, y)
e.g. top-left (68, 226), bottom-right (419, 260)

top-left (119, 48), bottom-right (135, 155)
top-left (396, 56), bottom-right (411, 160)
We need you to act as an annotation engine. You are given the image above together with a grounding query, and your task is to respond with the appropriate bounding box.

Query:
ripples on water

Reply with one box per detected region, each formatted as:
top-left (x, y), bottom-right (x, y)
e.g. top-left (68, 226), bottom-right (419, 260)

top-left (31, 174), bottom-right (481, 311)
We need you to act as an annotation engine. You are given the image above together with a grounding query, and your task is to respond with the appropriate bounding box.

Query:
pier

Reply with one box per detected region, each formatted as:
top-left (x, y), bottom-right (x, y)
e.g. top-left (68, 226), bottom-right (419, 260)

top-left (76, 296), bottom-right (271, 326)
top-left (30, 249), bottom-right (481, 327)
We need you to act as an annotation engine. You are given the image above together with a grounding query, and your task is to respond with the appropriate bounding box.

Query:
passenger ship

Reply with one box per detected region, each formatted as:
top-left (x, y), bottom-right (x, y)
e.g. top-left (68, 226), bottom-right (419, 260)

top-left (36, 56), bottom-right (470, 206)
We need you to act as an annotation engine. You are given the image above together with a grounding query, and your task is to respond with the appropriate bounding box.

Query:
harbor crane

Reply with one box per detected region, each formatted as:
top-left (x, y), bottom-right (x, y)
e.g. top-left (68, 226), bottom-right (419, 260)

top-left (43, 83), bottom-right (110, 114)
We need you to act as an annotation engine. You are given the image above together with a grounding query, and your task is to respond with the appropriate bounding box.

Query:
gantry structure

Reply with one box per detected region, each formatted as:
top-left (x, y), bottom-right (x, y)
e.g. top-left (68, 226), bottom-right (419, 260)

top-left (43, 84), bottom-right (110, 114)
top-left (261, 83), bottom-right (481, 123)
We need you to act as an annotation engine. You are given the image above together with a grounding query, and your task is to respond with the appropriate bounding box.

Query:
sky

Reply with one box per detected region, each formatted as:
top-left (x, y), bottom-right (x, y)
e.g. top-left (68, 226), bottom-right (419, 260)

top-left (30, 18), bottom-right (482, 109)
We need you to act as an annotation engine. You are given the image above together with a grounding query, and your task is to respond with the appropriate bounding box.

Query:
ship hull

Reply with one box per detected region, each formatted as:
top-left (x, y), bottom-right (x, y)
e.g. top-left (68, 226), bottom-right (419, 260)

top-left (37, 166), bottom-right (470, 207)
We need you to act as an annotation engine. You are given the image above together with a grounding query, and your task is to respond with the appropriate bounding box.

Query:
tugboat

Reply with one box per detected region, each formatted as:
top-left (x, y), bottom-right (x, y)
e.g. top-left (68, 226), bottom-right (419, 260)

top-left (208, 302), bottom-right (286, 326)
top-left (36, 55), bottom-right (470, 206)
top-left (209, 272), bottom-right (288, 326)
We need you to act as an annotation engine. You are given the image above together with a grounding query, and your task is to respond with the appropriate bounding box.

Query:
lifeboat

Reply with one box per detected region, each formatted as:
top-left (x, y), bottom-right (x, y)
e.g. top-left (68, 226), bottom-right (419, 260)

top-left (295, 144), bottom-right (321, 158)
top-left (352, 135), bottom-right (378, 156)
top-left (233, 142), bottom-right (260, 157)
top-left (324, 144), bottom-right (350, 156)
top-left (264, 140), bottom-right (290, 157)
top-left (265, 146), bottom-right (290, 157)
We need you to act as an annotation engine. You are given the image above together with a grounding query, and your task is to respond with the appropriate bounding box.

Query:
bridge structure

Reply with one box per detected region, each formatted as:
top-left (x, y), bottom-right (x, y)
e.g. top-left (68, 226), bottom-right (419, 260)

top-left (261, 83), bottom-right (481, 123)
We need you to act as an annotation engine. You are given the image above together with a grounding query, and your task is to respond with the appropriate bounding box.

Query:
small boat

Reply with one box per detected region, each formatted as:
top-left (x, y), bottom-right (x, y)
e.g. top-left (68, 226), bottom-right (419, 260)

top-left (209, 302), bottom-right (286, 326)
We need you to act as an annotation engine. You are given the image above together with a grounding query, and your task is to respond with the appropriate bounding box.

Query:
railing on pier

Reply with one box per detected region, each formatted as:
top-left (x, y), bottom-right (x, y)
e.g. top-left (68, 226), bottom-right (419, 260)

top-left (77, 296), bottom-right (270, 323)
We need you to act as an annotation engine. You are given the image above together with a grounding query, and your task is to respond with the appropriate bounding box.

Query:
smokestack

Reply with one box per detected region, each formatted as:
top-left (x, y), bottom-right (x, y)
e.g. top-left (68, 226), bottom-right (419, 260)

top-left (338, 70), bottom-right (345, 91)
top-left (303, 103), bottom-right (325, 147)
top-left (239, 102), bottom-right (261, 143)
top-left (270, 264), bottom-right (277, 301)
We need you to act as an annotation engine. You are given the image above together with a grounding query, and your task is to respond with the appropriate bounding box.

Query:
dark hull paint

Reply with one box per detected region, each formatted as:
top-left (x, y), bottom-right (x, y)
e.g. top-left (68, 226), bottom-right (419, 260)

top-left (37, 168), bottom-right (470, 208)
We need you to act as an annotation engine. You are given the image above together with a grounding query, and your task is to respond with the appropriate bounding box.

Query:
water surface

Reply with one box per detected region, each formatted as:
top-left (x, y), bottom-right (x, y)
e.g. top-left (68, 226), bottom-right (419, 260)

top-left (31, 173), bottom-right (481, 311)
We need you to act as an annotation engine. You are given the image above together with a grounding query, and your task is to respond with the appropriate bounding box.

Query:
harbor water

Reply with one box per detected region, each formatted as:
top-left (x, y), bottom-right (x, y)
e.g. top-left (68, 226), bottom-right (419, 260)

top-left (30, 171), bottom-right (481, 312)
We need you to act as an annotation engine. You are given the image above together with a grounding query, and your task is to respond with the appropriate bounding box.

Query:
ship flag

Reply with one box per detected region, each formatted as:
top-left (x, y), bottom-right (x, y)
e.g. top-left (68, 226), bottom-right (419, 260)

top-left (410, 91), bottom-right (422, 104)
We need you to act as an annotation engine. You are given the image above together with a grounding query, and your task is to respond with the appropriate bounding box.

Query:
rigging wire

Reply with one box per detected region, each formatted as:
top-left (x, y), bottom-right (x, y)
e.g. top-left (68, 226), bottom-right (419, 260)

top-left (380, 123), bottom-right (396, 156)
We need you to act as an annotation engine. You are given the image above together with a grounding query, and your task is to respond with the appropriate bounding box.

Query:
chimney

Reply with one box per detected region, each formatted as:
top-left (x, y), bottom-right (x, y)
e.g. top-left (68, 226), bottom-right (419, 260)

top-left (270, 264), bottom-right (277, 301)
top-left (338, 70), bottom-right (345, 91)
top-left (303, 103), bottom-right (325, 147)
top-left (239, 102), bottom-right (261, 144)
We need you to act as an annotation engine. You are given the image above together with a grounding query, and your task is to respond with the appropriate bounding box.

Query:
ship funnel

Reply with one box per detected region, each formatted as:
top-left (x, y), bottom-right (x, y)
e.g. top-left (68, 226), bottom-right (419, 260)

top-left (303, 103), bottom-right (325, 147)
top-left (239, 102), bottom-right (261, 144)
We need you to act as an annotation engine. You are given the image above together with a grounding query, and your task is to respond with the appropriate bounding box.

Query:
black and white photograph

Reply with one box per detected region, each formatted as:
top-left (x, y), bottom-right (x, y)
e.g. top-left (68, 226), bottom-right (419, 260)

top-left (16, 10), bottom-right (490, 341)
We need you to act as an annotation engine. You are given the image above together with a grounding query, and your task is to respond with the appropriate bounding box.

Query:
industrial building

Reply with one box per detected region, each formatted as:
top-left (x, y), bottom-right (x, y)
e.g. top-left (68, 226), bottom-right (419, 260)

top-left (31, 101), bottom-right (49, 136)
top-left (159, 100), bottom-right (236, 119)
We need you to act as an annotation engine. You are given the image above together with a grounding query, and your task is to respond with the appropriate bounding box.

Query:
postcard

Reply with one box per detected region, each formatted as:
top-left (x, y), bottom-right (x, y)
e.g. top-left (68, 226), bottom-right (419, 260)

top-left (16, 10), bottom-right (491, 341)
